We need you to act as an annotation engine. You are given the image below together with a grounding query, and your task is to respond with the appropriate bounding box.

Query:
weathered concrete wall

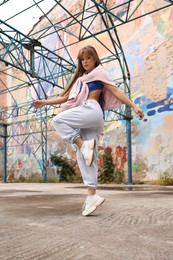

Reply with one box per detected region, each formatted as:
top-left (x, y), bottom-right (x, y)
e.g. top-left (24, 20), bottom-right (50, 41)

top-left (119, 6), bottom-right (173, 179)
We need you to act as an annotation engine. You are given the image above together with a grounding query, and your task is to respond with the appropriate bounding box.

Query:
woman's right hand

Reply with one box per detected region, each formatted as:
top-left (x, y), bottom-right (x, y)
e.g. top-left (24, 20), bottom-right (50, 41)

top-left (32, 100), bottom-right (45, 109)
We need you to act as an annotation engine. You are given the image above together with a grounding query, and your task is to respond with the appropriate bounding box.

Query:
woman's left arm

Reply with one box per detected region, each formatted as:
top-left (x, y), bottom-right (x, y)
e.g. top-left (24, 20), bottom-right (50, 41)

top-left (103, 83), bottom-right (144, 120)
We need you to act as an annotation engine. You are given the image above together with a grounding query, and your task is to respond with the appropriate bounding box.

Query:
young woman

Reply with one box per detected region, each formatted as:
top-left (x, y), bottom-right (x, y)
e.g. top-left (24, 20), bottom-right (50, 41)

top-left (32, 45), bottom-right (144, 216)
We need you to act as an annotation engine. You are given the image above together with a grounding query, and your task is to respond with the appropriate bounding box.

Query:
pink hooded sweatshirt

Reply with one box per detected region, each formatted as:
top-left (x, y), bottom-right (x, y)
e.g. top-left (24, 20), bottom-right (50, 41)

top-left (62, 65), bottom-right (122, 111)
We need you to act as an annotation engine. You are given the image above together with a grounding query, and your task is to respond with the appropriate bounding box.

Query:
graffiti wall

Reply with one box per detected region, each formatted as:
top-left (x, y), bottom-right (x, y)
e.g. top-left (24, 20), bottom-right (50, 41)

top-left (119, 6), bottom-right (173, 178)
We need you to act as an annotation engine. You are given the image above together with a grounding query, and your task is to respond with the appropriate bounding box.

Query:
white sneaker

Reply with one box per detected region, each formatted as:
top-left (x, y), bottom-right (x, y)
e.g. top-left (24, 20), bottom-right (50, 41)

top-left (82, 195), bottom-right (105, 216)
top-left (80, 139), bottom-right (96, 166)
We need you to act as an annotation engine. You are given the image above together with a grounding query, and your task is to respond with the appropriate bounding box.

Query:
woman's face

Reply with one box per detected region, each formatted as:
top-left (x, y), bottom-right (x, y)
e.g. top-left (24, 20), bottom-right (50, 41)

top-left (80, 52), bottom-right (96, 73)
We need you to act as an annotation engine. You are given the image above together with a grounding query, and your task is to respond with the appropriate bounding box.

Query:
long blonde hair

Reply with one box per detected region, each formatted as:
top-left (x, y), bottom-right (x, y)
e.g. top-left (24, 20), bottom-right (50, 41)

top-left (60, 45), bottom-right (101, 96)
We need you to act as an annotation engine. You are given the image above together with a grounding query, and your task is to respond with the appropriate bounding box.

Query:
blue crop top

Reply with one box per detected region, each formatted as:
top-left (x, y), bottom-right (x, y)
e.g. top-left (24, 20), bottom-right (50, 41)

top-left (80, 80), bottom-right (104, 93)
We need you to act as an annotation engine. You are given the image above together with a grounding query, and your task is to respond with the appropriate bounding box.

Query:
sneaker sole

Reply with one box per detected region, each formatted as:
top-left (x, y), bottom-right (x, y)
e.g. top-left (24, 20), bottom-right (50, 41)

top-left (89, 139), bottom-right (96, 166)
top-left (85, 139), bottom-right (96, 167)
top-left (88, 139), bottom-right (96, 150)
top-left (82, 198), bottom-right (105, 216)
top-left (82, 205), bottom-right (97, 216)
top-left (95, 197), bottom-right (105, 207)
top-left (86, 150), bottom-right (94, 166)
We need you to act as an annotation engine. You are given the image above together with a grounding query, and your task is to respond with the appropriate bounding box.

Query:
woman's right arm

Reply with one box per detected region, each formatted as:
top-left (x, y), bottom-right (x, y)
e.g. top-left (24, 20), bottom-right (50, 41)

top-left (32, 70), bottom-right (78, 109)
top-left (32, 93), bottom-right (69, 109)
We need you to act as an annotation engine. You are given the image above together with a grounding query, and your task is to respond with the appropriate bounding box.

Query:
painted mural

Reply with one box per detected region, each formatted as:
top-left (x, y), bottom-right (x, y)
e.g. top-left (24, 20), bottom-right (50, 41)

top-left (1, 0), bottom-right (173, 181)
top-left (120, 7), bottom-right (173, 178)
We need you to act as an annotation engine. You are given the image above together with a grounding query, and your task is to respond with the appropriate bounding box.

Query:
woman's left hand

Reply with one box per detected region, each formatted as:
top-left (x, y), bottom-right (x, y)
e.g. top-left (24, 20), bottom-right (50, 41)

top-left (133, 105), bottom-right (144, 120)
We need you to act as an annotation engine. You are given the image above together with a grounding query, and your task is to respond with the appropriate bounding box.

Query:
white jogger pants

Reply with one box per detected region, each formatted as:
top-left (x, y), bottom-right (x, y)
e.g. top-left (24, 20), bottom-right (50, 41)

top-left (52, 100), bottom-right (104, 189)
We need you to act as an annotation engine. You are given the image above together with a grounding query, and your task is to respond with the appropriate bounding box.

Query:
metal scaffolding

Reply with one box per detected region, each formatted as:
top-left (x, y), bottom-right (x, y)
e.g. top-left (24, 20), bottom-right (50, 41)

top-left (0, 0), bottom-right (173, 183)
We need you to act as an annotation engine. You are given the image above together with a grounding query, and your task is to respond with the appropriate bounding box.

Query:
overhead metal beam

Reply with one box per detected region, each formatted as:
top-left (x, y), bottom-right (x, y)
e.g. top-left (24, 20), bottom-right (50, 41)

top-left (0, 20), bottom-right (75, 92)
top-left (34, 0), bottom-right (173, 44)
top-left (0, 0), bottom-right (10, 6)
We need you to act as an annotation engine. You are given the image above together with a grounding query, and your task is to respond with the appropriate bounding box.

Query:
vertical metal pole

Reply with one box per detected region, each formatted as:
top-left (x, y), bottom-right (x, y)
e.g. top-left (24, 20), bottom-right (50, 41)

top-left (126, 107), bottom-right (133, 185)
top-left (30, 46), bottom-right (36, 77)
top-left (41, 107), bottom-right (48, 183)
top-left (3, 124), bottom-right (7, 183)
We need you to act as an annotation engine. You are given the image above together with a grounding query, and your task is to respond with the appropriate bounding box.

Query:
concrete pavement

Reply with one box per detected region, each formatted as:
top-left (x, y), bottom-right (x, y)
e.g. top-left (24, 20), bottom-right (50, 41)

top-left (0, 183), bottom-right (173, 260)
